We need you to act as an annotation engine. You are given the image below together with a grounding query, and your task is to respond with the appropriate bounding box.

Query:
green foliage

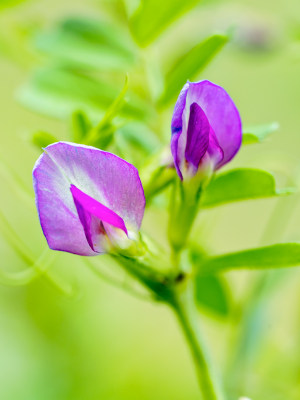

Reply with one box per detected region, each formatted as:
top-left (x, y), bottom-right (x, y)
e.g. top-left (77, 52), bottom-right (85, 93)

top-left (243, 122), bottom-right (279, 144)
top-left (116, 122), bottom-right (160, 160)
top-left (71, 110), bottom-right (92, 143)
top-left (129, 0), bottom-right (200, 47)
top-left (35, 17), bottom-right (136, 70)
top-left (82, 77), bottom-right (129, 148)
top-left (201, 168), bottom-right (293, 208)
top-left (195, 274), bottom-right (230, 316)
top-left (159, 34), bottom-right (228, 106)
top-left (201, 243), bottom-right (300, 274)
top-left (32, 131), bottom-right (59, 148)
top-left (17, 67), bottom-right (148, 120)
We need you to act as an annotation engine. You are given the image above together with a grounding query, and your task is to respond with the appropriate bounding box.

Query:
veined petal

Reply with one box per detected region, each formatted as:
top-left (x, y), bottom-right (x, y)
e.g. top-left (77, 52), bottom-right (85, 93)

top-left (33, 142), bottom-right (145, 256)
top-left (185, 81), bottom-right (242, 168)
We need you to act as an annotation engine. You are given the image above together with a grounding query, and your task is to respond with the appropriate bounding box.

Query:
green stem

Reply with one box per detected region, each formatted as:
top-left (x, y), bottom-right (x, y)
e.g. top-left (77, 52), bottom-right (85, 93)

top-left (108, 253), bottom-right (222, 399)
top-left (171, 284), bottom-right (223, 400)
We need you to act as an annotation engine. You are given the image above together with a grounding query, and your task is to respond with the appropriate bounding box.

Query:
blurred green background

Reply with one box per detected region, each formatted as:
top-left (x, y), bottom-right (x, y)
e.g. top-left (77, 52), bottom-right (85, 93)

top-left (1, 0), bottom-right (300, 399)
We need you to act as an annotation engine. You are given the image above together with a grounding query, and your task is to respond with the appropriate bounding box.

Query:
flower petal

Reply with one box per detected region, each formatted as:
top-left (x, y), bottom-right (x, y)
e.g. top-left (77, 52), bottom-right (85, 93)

top-left (70, 184), bottom-right (127, 252)
top-left (171, 82), bottom-right (189, 136)
top-left (207, 127), bottom-right (224, 166)
top-left (185, 81), bottom-right (242, 168)
top-left (185, 102), bottom-right (210, 169)
top-left (171, 83), bottom-right (189, 179)
top-left (33, 142), bottom-right (145, 256)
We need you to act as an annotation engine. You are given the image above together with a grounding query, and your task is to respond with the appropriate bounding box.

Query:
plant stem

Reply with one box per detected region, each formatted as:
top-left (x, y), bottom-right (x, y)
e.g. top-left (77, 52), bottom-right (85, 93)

top-left (172, 283), bottom-right (223, 400)
top-left (107, 252), bottom-right (223, 399)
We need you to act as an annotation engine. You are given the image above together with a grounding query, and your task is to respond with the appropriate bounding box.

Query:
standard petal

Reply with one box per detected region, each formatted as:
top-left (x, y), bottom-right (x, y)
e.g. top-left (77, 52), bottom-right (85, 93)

top-left (33, 142), bottom-right (145, 255)
top-left (170, 132), bottom-right (182, 179)
top-left (171, 82), bottom-right (189, 135)
top-left (186, 81), bottom-right (242, 168)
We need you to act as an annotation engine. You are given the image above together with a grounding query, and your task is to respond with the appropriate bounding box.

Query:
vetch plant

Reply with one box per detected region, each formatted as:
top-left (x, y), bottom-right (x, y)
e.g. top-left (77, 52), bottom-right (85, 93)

top-left (31, 80), bottom-right (300, 400)
top-left (1, 1), bottom-right (299, 397)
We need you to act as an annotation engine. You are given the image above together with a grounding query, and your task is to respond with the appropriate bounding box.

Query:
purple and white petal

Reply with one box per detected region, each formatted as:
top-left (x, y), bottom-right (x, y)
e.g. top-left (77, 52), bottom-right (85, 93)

top-left (71, 184), bottom-right (128, 253)
top-left (185, 103), bottom-right (210, 170)
top-left (33, 142), bottom-right (145, 256)
top-left (185, 80), bottom-right (242, 168)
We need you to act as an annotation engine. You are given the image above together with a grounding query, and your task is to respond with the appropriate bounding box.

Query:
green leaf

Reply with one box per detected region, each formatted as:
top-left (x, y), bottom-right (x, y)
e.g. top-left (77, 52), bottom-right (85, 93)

top-left (32, 131), bottom-right (59, 148)
top-left (243, 122), bottom-right (279, 145)
top-left (201, 168), bottom-right (293, 208)
top-left (195, 274), bottom-right (230, 316)
top-left (71, 110), bottom-right (92, 142)
top-left (83, 77), bottom-right (129, 148)
top-left (201, 243), bottom-right (300, 274)
top-left (158, 34), bottom-right (228, 107)
top-left (129, 0), bottom-right (200, 47)
top-left (190, 248), bottom-right (230, 315)
top-left (35, 17), bottom-right (136, 70)
top-left (18, 67), bottom-right (149, 120)
top-left (81, 77), bottom-right (128, 149)
top-left (117, 122), bottom-right (160, 154)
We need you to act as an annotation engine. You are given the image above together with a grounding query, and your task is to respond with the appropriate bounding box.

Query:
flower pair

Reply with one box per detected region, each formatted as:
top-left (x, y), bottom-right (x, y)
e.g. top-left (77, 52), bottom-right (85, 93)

top-left (33, 81), bottom-right (242, 255)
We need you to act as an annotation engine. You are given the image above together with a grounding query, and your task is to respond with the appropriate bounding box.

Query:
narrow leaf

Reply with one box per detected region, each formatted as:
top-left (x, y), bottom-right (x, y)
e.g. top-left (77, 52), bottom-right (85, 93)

top-left (195, 274), bottom-right (230, 316)
top-left (243, 122), bottom-right (279, 145)
top-left (201, 168), bottom-right (293, 208)
top-left (191, 248), bottom-right (230, 315)
top-left (83, 77), bottom-right (129, 148)
top-left (158, 34), bottom-right (228, 107)
top-left (71, 110), bottom-right (92, 142)
top-left (18, 67), bottom-right (148, 120)
top-left (129, 0), bottom-right (200, 47)
top-left (32, 131), bottom-right (59, 148)
top-left (35, 17), bottom-right (136, 70)
top-left (201, 243), bottom-right (300, 274)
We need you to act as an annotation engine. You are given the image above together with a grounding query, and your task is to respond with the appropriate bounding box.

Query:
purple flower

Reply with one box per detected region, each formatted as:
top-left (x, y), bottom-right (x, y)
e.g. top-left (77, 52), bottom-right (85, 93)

top-left (33, 142), bottom-right (145, 256)
top-left (171, 80), bottom-right (242, 180)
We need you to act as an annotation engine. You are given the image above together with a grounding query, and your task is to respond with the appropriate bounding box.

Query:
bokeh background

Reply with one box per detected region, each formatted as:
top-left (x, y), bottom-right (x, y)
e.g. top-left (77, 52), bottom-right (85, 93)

top-left (1, 0), bottom-right (300, 399)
